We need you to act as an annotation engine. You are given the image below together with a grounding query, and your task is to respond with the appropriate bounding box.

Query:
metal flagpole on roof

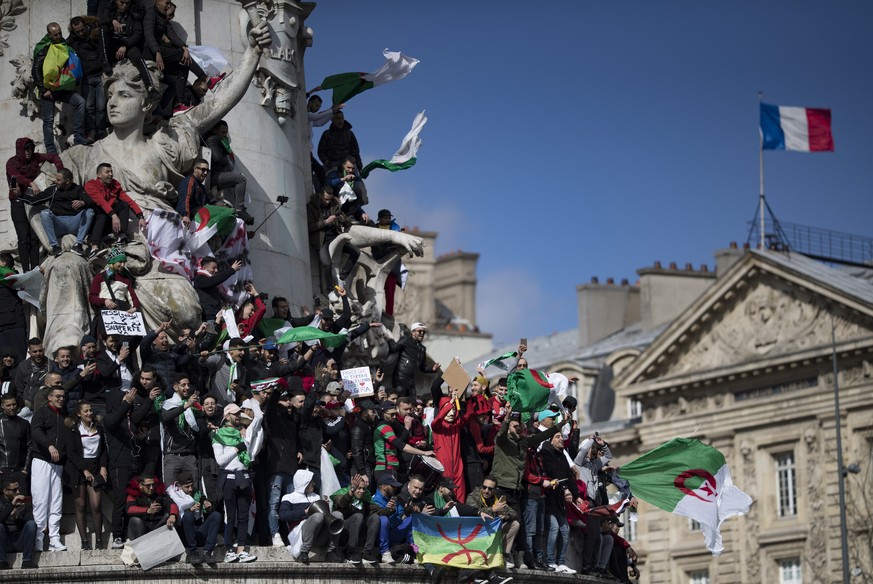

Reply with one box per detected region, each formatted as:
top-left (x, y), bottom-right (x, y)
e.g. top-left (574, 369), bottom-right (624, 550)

top-left (758, 91), bottom-right (765, 249)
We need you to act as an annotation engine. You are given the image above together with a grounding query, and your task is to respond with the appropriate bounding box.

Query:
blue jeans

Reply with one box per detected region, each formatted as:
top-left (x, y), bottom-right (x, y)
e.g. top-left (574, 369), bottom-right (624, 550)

top-left (40, 208), bottom-right (94, 247)
top-left (0, 520), bottom-right (37, 562)
top-left (268, 473), bottom-right (295, 536)
top-left (523, 496), bottom-right (545, 559)
top-left (546, 513), bottom-right (569, 565)
top-left (179, 509), bottom-right (222, 552)
top-left (377, 515), bottom-right (412, 553)
top-left (41, 91), bottom-right (86, 154)
top-left (81, 74), bottom-right (107, 138)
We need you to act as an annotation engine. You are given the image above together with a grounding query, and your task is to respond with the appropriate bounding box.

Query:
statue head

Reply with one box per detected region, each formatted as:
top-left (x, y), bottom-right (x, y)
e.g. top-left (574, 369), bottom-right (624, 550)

top-left (104, 60), bottom-right (164, 129)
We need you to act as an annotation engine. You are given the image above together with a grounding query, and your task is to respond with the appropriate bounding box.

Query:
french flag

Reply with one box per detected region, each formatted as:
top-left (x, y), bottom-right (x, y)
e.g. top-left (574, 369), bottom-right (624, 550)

top-left (760, 103), bottom-right (834, 152)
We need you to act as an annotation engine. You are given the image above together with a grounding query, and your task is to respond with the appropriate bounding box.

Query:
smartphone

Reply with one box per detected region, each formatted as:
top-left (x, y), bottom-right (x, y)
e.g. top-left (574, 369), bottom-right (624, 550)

top-left (122, 341), bottom-right (129, 349)
top-left (520, 338), bottom-right (527, 346)
top-left (20, 496), bottom-right (32, 504)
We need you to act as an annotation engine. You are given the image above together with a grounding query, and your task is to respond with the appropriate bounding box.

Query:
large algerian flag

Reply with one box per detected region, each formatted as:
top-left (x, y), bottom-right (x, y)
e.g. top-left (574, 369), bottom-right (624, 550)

top-left (618, 438), bottom-right (753, 556)
top-left (277, 326), bottom-right (347, 349)
top-left (412, 515), bottom-right (503, 569)
top-left (361, 111), bottom-right (427, 178)
top-left (317, 49), bottom-right (419, 106)
top-left (477, 351), bottom-right (517, 372)
top-left (2, 266), bottom-right (43, 310)
top-left (506, 368), bottom-right (552, 412)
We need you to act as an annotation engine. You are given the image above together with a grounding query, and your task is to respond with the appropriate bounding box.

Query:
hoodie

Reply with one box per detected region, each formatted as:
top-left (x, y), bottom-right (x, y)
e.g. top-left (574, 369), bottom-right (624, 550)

top-left (5, 138), bottom-right (63, 196)
top-left (278, 469), bottom-right (319, 527)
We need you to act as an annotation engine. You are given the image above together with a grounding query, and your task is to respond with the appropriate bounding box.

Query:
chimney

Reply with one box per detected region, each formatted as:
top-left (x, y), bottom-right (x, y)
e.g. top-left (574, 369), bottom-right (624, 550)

top-left (637, 261), bottom-right (716, 330)
top-left (576, 279), bottom-right (640, 346)
top-left (715, 242), bottom-right (746, 277)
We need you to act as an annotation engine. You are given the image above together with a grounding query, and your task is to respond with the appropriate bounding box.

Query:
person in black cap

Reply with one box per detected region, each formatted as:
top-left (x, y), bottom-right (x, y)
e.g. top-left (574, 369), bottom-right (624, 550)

top-left (264, 377), bottom-right (303, 547)
top-left (368, 471), bottom-right (409, 564)
top-left (350, 398), bottom-right (379, 491)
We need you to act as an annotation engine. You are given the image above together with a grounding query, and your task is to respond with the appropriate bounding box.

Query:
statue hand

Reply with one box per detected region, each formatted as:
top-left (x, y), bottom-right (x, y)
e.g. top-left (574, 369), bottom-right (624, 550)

top-left (248, 23), bottom-right (271, 53)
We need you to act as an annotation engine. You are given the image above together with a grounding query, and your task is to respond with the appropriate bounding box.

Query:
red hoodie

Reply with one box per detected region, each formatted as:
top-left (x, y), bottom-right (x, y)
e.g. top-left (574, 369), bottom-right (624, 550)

top-left (5, 137), bottom-right (63, 197)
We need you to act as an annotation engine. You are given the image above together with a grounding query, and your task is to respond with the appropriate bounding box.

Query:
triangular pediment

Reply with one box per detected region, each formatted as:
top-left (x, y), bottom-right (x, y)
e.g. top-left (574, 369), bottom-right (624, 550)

top-left (619, 251), bottom-right (873, 385)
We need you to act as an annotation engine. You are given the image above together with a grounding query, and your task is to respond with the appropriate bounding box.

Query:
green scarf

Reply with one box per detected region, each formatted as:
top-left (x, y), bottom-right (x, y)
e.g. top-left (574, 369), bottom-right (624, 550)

top-left (212, 426), bottom-right (251, 467)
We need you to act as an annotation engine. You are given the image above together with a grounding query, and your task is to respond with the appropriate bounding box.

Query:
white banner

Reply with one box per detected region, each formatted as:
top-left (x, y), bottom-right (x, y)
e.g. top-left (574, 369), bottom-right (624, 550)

top-left (101, 310), bottom-right (146, 336)
top-left (340, 366), bottom-right (374, 397)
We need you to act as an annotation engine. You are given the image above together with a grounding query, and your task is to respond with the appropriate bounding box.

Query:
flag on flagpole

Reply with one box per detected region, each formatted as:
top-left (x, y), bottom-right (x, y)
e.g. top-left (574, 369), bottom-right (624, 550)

top-left (361, 111), bottom-right (427, 178)
top-left (412, 514), bottom-right (504, 569)
top-left (618, 438), bottom-right (752, 556)
top-left (477, 351), bottom-right (518, 372)
top-left (760, 102), bottom-right (833, 152)
top-left (317, 49), bottom-right (419, 106)
top-left (506, 368), bottom-right (552, 412)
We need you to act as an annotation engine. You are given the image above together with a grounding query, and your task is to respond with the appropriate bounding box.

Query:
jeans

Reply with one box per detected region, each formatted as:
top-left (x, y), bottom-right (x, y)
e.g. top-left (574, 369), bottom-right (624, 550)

top-left (546, 513), bottom-right (569, 565)
top-left (299, 511), bottom-right (343, 554)
top-left (179, 510), bottom-right (222, 552)
top-left (0, 520), bottom-right (37, 562)
top-left (268, 473), bottom-right (295, 536)
top-left (523, 496), bottom-right (545, 560)
top-left (212, 171), bottom-right (248, 209)
top-left (10, 201), bottom-right (39, 271)
top-left (41, 91), bottom-right (86, 154)
top-left (81, 74), bottom-right (107, 138)
top-left (40, 208), bottom-right (94, 247)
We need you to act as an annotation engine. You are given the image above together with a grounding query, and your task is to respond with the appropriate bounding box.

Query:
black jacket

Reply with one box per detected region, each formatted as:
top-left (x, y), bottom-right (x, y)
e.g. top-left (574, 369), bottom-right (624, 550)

top-left (539, 441), bottom-right (579, 516)
top-left (317, 121), bottom-right (362, 170)
top-left (66, 27), bottom-right (103, 76)
top-left (262, 387), bottom-right (299, 476)
top-left (13, 357), bottom-right (50, 407)
top-left (99, 2), bottom-right (145, 63)
top-left (193, 267), bottom-right (235, 320)
top-left (389, 335), bottom-right (430, 391)
top-left (30, 405), bottom-right (69, 464)
top-left (103, 389), bottom-right (156, 471)
top-left (0, 413), bottom-right (31, 470)
top-left (0, 497), bottom-right (34, 535)
top-left (350, 416), bottom-right (375, 476)
top-left (160, 397), bottom-right (200, 456)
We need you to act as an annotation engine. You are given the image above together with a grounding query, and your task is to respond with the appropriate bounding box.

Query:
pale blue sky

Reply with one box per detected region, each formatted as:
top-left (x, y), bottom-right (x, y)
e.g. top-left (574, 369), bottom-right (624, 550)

top-left (304, 1), bottom-right (873, 346)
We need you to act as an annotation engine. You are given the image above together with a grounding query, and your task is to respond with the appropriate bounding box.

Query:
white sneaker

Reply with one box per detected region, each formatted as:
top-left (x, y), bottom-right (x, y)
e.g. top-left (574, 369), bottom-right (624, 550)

top-left (224, 551), bottom-right (239, 563)
top-left (49, 540), bottom-right (67, 552)
top-left (381, 551), bottom-right (395, 564)
top-left (557, 564), bottom-right (576, 574)
top-left (505, 558), bottom-right (515, 569)
top-left (237, 551), bottom-right (257, 563)
top-left (271, 533), bottom-right (284, 547)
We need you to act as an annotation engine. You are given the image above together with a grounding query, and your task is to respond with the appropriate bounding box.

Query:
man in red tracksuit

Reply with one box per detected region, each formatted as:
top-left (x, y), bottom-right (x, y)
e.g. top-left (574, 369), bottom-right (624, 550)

top-left (84, 162), bottom-right (145, 246)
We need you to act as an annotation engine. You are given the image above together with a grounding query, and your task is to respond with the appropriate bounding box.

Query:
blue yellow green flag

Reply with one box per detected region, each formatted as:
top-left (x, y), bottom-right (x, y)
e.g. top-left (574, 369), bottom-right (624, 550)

top-left (412, 515), bottom-right (503, 569)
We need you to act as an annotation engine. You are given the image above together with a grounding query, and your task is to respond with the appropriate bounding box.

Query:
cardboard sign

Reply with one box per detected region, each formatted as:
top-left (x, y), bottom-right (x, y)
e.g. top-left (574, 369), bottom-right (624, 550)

top-left (129, 524), bottom-right (185, 570)
top-left (101, 310), bottom-right (146, 336)
top-left (340, 366), bottom-right (374, 397)
top-left (441, 359), bottom-right (471, 392)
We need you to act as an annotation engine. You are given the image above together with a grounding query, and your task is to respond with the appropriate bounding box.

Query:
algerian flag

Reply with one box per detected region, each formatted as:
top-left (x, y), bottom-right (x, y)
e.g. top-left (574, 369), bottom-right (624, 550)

top-left (277, 326), bottom-right (347, 349)
top-left (188, 204), bottom-right (237, 252)
top-left (2, 267), bottom-right (43, 310)
top-left (361, 111), bottom-right (427, 178)
top-left (477, 350), bottom-right (517, 372)
top-left (618, 438), bottom-right (752, 556)
top-left (258, 317), bottom-right (291, 339)
top-left (317, 49), bottom-right (419, 106)
top-left (506, 368), bottom-right (552, 412)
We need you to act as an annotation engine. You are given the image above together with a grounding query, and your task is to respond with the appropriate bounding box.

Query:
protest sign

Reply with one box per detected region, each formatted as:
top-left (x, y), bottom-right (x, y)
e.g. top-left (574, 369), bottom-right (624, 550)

top-left (442, 358), bottom-right (471, 392)
top-left (340, 366), bottom-right (374, 397)
top-left (130, 524), bottom-right (185, 570)
top-left (101, 310), bottom-right (146, 336)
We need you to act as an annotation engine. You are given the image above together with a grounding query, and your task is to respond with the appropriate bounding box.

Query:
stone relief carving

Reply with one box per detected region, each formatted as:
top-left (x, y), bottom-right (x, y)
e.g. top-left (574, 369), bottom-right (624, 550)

top-left (240, 1), bottom-right (306, 124)
top-left (8, 54), bottom-right (39, 119)
top-left (803, 424), bottom-right (828, 583)
top-left (740, 441), bottom-right (761, 582)
top-left (0, 0), bottom-right (25, 56)
top-left (664, 279), bottom-right (870, 376)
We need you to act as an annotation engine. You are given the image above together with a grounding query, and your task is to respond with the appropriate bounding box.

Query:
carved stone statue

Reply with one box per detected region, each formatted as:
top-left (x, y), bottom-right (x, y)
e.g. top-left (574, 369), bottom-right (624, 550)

top-left (33, 22), bottom-right (272, 354)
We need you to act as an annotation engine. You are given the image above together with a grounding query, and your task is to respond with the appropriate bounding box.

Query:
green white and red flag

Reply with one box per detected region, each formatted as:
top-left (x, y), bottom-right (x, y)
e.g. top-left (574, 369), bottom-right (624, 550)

top-left (361, 111), bottom-right (427, 179)
top-left (477, 350), bottom-right (518, 372)
top-left (316, 49), bottom-right (419, 106)
top-left (506, 368), bottom-right (552, 412)
top-left (618, 438), bottom-right (752, 556)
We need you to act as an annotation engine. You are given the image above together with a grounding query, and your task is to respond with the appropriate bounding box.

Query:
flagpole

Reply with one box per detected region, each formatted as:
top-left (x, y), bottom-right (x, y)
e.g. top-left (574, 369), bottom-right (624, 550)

top-left (758, 91), bottom-right (765, 249)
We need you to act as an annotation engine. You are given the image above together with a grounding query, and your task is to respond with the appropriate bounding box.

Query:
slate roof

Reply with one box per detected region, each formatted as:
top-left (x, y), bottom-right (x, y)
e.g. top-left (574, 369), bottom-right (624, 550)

top-left (754, 249), bottom-right (873, 306)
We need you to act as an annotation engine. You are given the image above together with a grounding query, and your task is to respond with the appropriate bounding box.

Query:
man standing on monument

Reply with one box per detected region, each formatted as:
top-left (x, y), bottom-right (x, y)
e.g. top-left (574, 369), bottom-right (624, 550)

top-left (317, 110), bottom-right (363, 172)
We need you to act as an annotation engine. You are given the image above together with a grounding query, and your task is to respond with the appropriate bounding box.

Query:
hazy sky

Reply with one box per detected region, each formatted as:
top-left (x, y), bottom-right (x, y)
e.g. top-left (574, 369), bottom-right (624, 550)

top-left (304, 1), bottom-right (873, 347)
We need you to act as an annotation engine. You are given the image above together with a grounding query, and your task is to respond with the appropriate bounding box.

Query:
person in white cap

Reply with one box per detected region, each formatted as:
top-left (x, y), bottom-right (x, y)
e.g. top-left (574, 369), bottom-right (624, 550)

top-left (387, 322), bottom-right (440, 398)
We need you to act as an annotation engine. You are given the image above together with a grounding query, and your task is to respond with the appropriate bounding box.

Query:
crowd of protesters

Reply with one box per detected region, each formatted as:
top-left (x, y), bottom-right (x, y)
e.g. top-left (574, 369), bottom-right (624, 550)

top-left (0, 2), bottom-right (641, 583)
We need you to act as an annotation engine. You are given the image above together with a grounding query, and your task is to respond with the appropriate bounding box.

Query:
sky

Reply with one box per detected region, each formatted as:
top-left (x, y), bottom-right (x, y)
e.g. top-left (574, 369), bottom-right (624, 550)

top-left (303, 1), bottom-right (873, 348)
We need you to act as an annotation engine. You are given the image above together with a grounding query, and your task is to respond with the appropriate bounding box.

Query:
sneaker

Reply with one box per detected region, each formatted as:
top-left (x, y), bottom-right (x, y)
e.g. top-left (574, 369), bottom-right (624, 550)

top-left (547, 563), bottom-right (558, 571)
top-left (237, 551), bottom-right (257, 563)
top-left (346, 548), bottom-right (362, 565)
top-left (51, 245), bottom-right (62, 257)
top-left (95, 537), bottom-right (103, 549)
top-left (295, 551), bottom-right (309, 565)
top-left (381, 551), bottom-right (395, 565)
top-left (35, 537), bottom-right (44, 552)
top-left (20, 560), bottom-right (37, 569)
top-left (271, 533), bottom-right (284, 547)
top-left (71, 243), bottom-right (85, 256)
top-left (556, 564), bottom-right (576, 574)
top-left (505, 557), bottom-right (515, 569)
top-left (224, 551), bottom-right (239, 563)
top-left (87, 246), bottom-right (99, 259)
top-left (533, 559), bottom-right (552, 571)
top-left (326, 550), bottom-right (343, 563)
top-left (488, 576), bottom-right (514, 584)
top-left (111, 537), bottom-right (124, 549)
top-left (361, 549), bottom-right (378, 564)
top-left (236, 208), bottom-right (255, 225)
top-left (186, 549), bottom-right (203, 565)
top-left (49, 540), bottom-right (67, 552)
top-left (203, 549), bottom-right (217, 564)
top-left (81, 538), bottom-right (91, 550)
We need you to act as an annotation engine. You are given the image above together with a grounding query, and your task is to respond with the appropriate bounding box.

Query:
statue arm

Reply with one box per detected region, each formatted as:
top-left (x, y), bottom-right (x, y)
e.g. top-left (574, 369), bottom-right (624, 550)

top-left (188, 24), bottom-right (270, 134)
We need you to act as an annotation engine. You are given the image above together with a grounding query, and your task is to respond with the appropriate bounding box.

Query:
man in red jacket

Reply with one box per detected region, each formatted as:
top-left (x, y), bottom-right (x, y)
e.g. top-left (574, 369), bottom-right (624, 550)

top-left (84, 162), bottom-right (145, 246)
top-left (124, 475), bottom-right (178, 540)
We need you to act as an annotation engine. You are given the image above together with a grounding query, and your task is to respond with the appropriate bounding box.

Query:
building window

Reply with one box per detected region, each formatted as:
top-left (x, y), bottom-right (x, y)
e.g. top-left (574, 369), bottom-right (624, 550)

top-left (689, 518), bottom-right (701, 531)
top-left (779, 558), bottom-right (802, 584)
top-left (689, 569), bottom-right (710, 584)
top-left (628, 398), bottom-right (642, 418)
top-left (775, 452), bottom-right (797, 517)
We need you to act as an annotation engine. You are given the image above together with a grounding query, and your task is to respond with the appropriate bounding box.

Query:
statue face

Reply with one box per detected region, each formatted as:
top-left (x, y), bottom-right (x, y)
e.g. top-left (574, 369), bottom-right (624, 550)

top-left (107, 81), bottom-right (149, 128)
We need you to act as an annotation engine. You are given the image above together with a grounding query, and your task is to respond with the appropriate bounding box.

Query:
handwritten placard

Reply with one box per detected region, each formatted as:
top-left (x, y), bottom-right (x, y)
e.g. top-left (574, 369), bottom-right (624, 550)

top-left (130, 524), bottom-right (185, 570)
top-left (340, 366), bottom-right (374, 397)
top-left (101, 310), bottom-right (146, 336)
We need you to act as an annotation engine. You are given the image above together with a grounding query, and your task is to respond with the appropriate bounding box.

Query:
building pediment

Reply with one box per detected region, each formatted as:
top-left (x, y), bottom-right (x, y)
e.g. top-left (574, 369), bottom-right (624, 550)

top-left (617, 251), bottom-right (873, 387)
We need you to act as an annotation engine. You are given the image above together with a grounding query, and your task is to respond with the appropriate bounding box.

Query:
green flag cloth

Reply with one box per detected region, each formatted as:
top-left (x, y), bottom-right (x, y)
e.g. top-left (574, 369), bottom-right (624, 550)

top-left (360, 157), bottom-right (416, 179)
top-left (506, 369), bottom-right (552, 412)
top-left (360, 111), bottom-right (427, 179)
top-left (258, 317), bottom-right (288, 339)
top-left (477, 351), bottom-right (517, 372)
top-left (0, 266), bottom-right (15, 288)
top-left (320, 71), bottom-right (373, 106)
top-left (317, 49), bottom-right (419, 106)
top-left (276, 326), bottom-right (347, 348)
top-left (618, 438), bottom-right (752, 556)
top-left (212, 427), bottom-right (251, 467)
top-left (193, 204), bottom-right (237, 238)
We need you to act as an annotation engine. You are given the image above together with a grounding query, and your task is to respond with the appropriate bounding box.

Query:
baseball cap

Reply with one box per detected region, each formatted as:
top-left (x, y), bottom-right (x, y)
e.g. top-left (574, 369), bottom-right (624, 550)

top-left (378, 209), bottom-right (392, 219)
top-left (411, 322), bottom-right (427, 332)
top-left (439, 477), bottom-right (458, 490)
top-left (321, 308), bottom-right (335, 320)
top-left (379, 400), bottom-right (397, 413)
top-left (377, 473), bottom-right (402, 488)
top-left (537, 409), bottom-right (560, 422)
top-left (324, 381), bottom-right (343, 395)
top-left (223, 403), bottom-right (241, 417)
